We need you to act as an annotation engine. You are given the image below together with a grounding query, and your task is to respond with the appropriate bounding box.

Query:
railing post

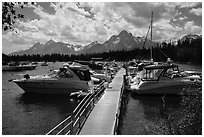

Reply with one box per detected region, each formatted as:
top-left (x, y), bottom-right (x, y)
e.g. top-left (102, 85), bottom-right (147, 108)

top-left (70, 114), bottom-right (74, 135)
top-left (62, 122), bottom-right (65, 135)
top-left (78, 116), bottom-right (81, 134)
top-left (115, 113), bottom-right (117, 135)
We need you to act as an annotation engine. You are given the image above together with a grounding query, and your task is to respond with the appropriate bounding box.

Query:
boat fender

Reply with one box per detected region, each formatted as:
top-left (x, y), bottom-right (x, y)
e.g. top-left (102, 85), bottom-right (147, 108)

top-left (24, 74), bottom-right (30, 79)
top-left (8, 79), bottom-right (14, 82)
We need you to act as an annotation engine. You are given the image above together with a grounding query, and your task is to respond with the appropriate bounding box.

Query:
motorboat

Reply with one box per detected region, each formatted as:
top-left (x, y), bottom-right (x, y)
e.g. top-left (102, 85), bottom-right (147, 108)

top-left (2, 62), bottom-right (37, 71)
top-left (67, 62), bottom-right (111, 83)
top-left (3, 65), bottom-right (23, 71)
top-left (74, 60), bottom-right (103, 70)
top-left (20, 62), bottom-right (37, 70)
top-left (62, 62), bottom-right (73, 68)
top-left (32, 62), bottom-right (38, 65)
top-left (129, 63), bottom-right (201, 95)
top-left (128, 66), bottom-right (138, 76)
top-left (128, 11), bottom-right (202, 95)
top-left (41, 62), bottom-right (48, 66)
top-left (89, 69), bottom-right (111, 82)
top-left (13, 67), bottom-right (93, 94)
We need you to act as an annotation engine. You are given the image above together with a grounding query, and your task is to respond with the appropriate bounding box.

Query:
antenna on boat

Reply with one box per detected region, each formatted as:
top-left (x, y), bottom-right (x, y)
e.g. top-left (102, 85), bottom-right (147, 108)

top-left (150, 11), bottom-right (153, 62)
top-left (142, 25), bottom-right (151, 49)
top-left (142, 11), bottom-right (154, 62)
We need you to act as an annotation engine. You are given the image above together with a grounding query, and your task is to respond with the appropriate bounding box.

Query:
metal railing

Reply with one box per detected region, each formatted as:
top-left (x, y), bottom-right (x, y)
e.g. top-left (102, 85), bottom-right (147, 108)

top-left (46, 81), bottom-right (105, 135)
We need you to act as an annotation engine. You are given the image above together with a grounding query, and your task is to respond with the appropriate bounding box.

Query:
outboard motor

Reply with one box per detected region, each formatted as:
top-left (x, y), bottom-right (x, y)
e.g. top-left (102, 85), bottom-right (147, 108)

top-left (24, 74), bottom-right (30, 79)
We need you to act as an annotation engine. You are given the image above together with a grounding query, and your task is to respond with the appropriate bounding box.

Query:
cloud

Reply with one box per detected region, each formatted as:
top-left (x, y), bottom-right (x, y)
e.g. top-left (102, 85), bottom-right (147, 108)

top-left (2, 2), bottom-right (202, 54)
top-left (183, 21), bottom-right (202, 35)
top-left (153, 19), bottom-right (202, 41)
top-left (190, 8), bottom-right (202, 16)
top-left (175, 2), bottom-right (201, 8)
top-left (2, 30), bottom-right (36, 54)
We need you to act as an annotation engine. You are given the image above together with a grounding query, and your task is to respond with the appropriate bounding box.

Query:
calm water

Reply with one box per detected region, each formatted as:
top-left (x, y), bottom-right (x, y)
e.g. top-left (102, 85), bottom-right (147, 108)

top-left (2, 62), bottom-right (79, 135)
top-left (118, 63), bottom-right (202, 135)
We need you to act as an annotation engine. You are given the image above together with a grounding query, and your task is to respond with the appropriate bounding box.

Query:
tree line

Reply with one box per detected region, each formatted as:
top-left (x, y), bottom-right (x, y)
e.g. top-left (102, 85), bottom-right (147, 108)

top-left (6, 37), bottom-right (202, 64)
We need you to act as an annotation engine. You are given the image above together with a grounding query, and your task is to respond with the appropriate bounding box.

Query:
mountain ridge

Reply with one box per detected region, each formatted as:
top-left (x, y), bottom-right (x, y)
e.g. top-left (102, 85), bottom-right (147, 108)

top-left (9, 31), bottom-right (201, 56)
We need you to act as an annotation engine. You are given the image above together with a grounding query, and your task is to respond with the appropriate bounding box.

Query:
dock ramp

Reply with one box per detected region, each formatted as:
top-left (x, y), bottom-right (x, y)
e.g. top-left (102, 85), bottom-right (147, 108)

top-left (79, 68), bottom-right (126, 135)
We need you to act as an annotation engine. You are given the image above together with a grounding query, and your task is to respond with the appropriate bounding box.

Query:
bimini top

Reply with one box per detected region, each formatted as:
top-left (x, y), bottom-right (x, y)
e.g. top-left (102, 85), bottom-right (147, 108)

top-left (144, 63), bottom-right (178, 70)
top-left (52, 67), bottom-right (91, 81)
top-left (68, 67), bottom-right (91, 81)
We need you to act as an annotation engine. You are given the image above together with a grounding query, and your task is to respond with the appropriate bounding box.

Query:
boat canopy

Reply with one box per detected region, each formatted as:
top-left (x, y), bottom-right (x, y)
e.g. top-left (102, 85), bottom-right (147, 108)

top-left (144, 63), bottom-right (178, 70)
top-left (142, 63), bottom-right (180, 81)
top-left (69, 67), bottom-right (91, 81)
top-left (51, 67), bottom-right (91, 81)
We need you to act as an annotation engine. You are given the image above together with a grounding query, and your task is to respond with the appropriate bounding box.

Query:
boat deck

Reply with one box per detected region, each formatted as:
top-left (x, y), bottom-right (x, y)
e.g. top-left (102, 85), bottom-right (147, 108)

top-left (79, 68), bottom-right (126, 135)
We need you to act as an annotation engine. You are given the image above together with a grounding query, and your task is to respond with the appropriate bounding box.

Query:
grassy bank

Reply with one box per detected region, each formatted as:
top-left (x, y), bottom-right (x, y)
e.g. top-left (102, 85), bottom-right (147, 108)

top-left (160, 84), bottom-right (202, 135)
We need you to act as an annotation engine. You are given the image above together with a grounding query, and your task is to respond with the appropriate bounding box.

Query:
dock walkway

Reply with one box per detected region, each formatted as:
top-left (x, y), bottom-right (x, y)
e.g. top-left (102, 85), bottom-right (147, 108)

top-left (79, 68), bottom-right (126, 135)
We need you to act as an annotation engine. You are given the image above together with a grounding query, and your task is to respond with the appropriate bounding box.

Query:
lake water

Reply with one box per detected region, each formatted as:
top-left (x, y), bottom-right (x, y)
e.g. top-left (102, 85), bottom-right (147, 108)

top-left (2, 62), bottom-right (201, 135)
top-left (118, 63), bottom-right (202, 135)
top-left (2, 62), bottom-right (79, 135)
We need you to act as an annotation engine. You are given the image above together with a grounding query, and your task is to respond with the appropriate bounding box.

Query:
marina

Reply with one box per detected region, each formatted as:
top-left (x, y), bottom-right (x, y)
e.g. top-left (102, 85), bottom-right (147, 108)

top-left (2, 61), bottom-right (201, 135)
top-left (2, 2), bottom-right (202, 135)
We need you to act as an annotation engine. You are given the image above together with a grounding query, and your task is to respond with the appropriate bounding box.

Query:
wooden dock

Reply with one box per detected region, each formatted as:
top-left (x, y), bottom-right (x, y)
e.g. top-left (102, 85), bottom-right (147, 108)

top-left (79, 68), bottom-right (126, 135)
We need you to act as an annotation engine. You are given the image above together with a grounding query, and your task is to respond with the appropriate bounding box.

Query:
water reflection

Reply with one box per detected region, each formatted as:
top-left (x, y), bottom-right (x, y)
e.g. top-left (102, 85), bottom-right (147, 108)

top-left (119, 91), bottom-right (182, 135)
top-left (3, 92), bottom-right (79, 135)
top-left (131, 93), bottom-right (181, 118)
top-left (16, 93), bottom-right (77, 105)
top-left (2, 62), bottom-right (83, 135)
top-left (15, 93), bottom-right (79, 116)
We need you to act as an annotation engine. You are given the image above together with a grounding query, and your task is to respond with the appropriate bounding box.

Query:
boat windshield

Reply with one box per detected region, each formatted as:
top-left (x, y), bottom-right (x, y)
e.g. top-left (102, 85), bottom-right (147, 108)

top-left (48, 68), bottom-right (73, 78)
top-left (142, 69), bottom-right (163, 80)
top-left (141, 64), bottom-right (180, 81)
top-left (71, 69), bottom-right (91, 81)
top-left (163, 66), bottom-right (180, 78)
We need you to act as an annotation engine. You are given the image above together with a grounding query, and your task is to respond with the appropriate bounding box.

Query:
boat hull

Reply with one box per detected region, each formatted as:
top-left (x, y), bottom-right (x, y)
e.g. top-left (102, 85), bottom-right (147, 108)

top-left (130, 81), bottom-right (192, 95)
top-left (14, 79), bottom-right (90, 94)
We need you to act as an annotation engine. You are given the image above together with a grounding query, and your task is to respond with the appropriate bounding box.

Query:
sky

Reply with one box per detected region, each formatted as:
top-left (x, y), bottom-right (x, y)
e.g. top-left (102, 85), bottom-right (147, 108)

top-left (2, 1), bottom-right (202, 54)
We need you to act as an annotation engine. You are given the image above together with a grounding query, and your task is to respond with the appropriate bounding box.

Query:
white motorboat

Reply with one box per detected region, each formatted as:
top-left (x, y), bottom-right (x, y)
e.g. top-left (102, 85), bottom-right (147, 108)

top-left (129, 63), bottom-right (201, 95)
top-left (20, 64), bottom-right (37, 70)
top-left (89, 70), bottom-right (111, 82)
top-left (2, 62), bottom-right (37, 71)
top-left (129, 11), bottom-right (201, 94)
top-left (41, 62), bottom-right (48, 66)
top-left (67, 62), bottom-right (111, 83)
top-left (3, 65), bottom-right (23, 71)
top-left (13, 67), bottom-right (93, 94)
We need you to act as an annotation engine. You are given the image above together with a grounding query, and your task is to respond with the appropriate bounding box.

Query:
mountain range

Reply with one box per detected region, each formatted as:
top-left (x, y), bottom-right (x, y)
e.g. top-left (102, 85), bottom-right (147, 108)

top-left (9, 30), bottom-right (201, 56)
top-left (10, 40), bottom-right (76, 55)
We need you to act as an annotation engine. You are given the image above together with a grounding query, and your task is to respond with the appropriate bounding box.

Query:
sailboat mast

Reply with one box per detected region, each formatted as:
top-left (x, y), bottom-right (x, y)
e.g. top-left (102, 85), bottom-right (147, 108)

top-left (150, 11), bottom-right (153, 60)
